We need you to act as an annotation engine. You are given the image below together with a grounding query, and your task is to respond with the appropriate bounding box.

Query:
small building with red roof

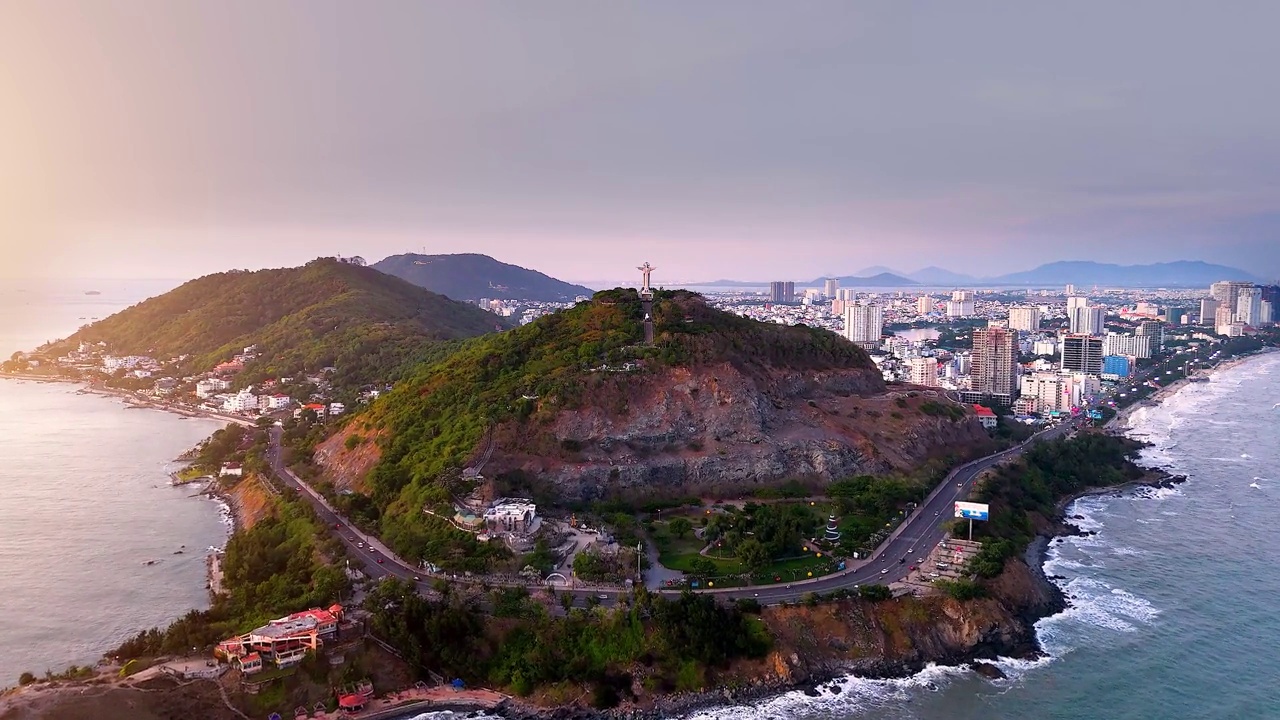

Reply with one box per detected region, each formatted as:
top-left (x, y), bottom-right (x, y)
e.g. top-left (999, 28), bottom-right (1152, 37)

top-left (972, 404), bottom-right (998, 429)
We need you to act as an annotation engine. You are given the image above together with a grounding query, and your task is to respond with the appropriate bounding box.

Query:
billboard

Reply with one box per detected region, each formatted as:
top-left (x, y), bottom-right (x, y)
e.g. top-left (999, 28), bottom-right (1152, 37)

top-left (954, 501), bottom-right (990, 521)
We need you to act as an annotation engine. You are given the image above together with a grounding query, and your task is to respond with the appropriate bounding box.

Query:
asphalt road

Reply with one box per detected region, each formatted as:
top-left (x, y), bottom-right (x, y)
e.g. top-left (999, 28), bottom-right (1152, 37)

top-left (704, 418), bottom-right (1081, 604)
top-left (266, 420), bottom-right (1082, 608)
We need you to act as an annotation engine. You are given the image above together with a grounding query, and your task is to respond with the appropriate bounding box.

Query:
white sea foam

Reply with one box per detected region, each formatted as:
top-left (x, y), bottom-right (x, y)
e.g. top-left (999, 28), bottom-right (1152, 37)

top-left (680, 663), bottom-right (972, 720)
top-left (401, 707), bottom-right (501, 712)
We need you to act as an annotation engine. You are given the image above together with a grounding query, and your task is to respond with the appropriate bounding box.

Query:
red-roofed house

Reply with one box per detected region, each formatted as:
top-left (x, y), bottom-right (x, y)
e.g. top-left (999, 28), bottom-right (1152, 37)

top-left (972, 405), bottom-right (998, 429)
top-left (216, 606), bottom-right (344, 670)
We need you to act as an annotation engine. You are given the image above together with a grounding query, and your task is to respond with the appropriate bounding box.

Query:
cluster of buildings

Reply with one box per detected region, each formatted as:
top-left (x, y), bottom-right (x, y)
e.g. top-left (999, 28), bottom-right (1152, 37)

top-left (711, 278), bottom-right (1279, 418)
top-left (1204, 281), bottom-right (1276, 337)
top-left (452, 496), bottom-right (542, 551)
top-left (473, 297), bottom-right (589, 325)
top-left (215, 605), bottom-right (345, 674)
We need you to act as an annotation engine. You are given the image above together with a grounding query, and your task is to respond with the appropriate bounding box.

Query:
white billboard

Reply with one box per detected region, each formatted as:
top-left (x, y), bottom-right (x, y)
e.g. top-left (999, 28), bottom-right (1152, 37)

top-left (954, 501), bottom-right (990, 521)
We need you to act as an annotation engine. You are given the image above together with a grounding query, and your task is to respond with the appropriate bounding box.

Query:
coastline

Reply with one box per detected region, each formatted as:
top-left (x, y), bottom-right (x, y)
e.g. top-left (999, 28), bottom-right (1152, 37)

top-left (2, 350), bottom-right (1273, 719)
top-left (1107, 348), bottom-right (1276, 431)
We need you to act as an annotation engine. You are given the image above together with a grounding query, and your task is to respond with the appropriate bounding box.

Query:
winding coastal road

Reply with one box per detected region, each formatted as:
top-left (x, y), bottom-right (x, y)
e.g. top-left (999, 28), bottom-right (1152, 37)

top-left (264, 419), bottom-right (1081, 607)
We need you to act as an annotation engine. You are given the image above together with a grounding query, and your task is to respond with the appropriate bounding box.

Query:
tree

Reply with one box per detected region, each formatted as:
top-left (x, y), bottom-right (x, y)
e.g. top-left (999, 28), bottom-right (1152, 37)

top-left (688, 556), bottom-right (717, 577)
top-left (859, 584), bottom-right (892, 601)
top-left (668, 517), bottom-right (693, 539)
top-left (735, 538), bottom-right (771, 572)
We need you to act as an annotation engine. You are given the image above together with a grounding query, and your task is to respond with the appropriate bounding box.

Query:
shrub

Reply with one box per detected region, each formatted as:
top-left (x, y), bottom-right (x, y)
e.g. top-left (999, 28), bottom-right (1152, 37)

top-left (858, 584), bottom-right (892, 601)
top-left (934, 578), bottom-right (988, 601)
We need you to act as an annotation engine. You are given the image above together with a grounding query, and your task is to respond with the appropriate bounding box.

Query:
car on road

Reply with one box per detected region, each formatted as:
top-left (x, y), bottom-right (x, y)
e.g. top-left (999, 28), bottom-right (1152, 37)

top-left (377, 558), bottom-right (384, 564)
top-left (334, 523), bottom-right (342, 530)
top-left (356, 542), bottom-right (364, 548)
top-left (598, 594), bottom-right (609, 600)
top-left (880, 568), bottom-right (889, 575)
top-left (413, 576), bottom-right (421, 581)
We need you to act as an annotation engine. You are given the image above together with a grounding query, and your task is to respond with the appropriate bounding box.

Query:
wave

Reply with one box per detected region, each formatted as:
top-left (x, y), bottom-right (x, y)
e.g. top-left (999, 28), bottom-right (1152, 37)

top-left (681, 663), bottom-right (973, 720)
top-left (401, 707), bottom-right (501, 712)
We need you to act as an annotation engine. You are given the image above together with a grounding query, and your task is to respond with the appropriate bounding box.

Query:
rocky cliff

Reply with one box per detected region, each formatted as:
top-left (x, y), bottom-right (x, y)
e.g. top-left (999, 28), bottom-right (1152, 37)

top-left (488, 365), bottom-right (993, 502)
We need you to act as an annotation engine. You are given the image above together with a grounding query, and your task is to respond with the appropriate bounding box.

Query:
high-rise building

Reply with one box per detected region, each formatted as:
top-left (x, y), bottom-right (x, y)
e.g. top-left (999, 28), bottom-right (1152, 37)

top-left (1061, 334), bottom-right (1104, 375)
top-left (1008, 306), bottom-right (1042, 332)
top-left (1210, 281), bottom-right (1253, 320)
top-left (1236, 287), bottom-right (1263, 327)
top-left (1215, 306), bottom-right (1237, 335)
top-left (843, 302), bottom-right (883, 349)
top-left (769, 281), bottom-right (796, 303)
top-left (917, 295), bottom-right (934, 315)
top-left (1199, 298), bottom-right (1219, 325)
top-left (1262, 300), bottom-right (1274, 326)
top-left (907, 357), bottom-right (938, 387)
top-left (1163, 306), bottom-right (1185, 325)
top-left (823, 278), bottom-right (840, 299)
top-left (946, 290), bottom-right (976, 317)
top-left (1103, 332), bottom-right (1153, 359)
top-left (970, 327), bottom-right (1018, 404)
top-left (1068, 301), bottom-right (1105, 336)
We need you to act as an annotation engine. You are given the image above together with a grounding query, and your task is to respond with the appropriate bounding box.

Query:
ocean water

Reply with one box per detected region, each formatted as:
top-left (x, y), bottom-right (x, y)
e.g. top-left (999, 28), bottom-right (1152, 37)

top-left (0, 278), bottom-right (230, 685)
top-left (399, 351), bottom-right (1280, 720)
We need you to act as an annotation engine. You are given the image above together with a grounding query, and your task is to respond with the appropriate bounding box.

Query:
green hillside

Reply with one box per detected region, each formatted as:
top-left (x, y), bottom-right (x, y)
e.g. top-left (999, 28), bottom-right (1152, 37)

top-left (358, 288), bottom-right (874, 563)
top-left (47, 258), bottom-right (506, 388)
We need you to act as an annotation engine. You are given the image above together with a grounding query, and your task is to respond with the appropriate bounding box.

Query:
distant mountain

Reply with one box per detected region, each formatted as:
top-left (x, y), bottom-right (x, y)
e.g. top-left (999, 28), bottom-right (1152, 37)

top-left (373, 253), bottom-right (593, 301)
top-left (821, 272), bottom-right (919, 287)
top-left (44, 258), bottom-right (505, 388)
top-left (907, 266), bottom-right (977, 285)
top-left (989, 260), bottom-right (1263, 288)
top-left (855, 265), bottom-right (905, 277)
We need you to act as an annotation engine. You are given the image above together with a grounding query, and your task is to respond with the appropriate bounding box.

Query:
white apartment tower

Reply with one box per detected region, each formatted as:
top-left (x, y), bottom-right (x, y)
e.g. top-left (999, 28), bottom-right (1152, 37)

top-left (917, 295), bottom-right (934, 315)
top-left (1067, 296), bottom-right (1105, 336)
top-left (1008, 306), bottom-right (1042, 332)
top-left (843, 302), bottom-right (883, 349)
top-left (1236, 287), bottom-right (1263, 327)
top-left (946, 290), bottom-right (975, 318)
top-left (907, 357), bottom-right (939, 387)
top-left (823, 278), bottom-right (840, 299)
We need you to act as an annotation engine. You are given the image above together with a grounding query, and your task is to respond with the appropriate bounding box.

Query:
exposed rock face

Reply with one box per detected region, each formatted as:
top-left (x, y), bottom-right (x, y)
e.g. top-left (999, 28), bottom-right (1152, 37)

top-left (489, 362), bottom-right (994, 502)
top-left (223, 474), bottom-right (275, 530)
top-left (727, 558), bottom-right (1059, 691)
top-left (314, 425), bottom-right (383, 494)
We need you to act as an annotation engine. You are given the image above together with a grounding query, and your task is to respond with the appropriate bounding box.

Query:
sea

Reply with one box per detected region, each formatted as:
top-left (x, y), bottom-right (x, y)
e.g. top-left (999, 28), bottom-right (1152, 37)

top-left (395, 351), bottom-right (1280, 720)
top-left (0, 278), bottom-right (231, 686)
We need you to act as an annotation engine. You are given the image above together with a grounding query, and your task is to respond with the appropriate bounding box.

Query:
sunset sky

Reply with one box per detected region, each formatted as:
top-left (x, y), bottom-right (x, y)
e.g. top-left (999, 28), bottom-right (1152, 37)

top-left (3, 2), bottom-right (1279, 282)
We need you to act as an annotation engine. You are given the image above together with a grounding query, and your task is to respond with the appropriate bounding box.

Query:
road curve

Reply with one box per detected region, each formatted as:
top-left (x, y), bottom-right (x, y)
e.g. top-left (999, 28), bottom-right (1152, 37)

top-left (265, 419), bottom-right (1081, 607)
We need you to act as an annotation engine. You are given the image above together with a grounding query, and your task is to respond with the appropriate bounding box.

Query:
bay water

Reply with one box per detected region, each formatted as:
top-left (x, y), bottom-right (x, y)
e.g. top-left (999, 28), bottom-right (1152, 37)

top-left (0, 278), bottom-right (230, 686)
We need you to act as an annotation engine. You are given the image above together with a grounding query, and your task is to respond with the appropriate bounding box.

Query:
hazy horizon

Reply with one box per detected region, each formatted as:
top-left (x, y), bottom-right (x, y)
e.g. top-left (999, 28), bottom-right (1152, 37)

top-left (4, 2), bottom-right (1280, 281)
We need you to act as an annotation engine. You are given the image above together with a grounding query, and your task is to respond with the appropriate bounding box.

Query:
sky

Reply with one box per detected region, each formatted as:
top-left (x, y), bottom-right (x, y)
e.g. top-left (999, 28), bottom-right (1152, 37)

top-left (2, 1), bottom-right (1280, 283)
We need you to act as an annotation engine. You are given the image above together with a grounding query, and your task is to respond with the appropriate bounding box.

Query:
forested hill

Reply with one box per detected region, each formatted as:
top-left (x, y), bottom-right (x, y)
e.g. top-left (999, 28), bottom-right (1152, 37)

top-left (45, 258), bottom-right (507, 387)
top-left (372, 253), bottom-right (594, 301)
top-left (329, 289), bottom-right (887, 562)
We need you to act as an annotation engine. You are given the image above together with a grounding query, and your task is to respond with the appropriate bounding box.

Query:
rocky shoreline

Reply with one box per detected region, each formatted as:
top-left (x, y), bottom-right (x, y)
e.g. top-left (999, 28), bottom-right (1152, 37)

top-left (490, 451), bottom-right (1189, 720)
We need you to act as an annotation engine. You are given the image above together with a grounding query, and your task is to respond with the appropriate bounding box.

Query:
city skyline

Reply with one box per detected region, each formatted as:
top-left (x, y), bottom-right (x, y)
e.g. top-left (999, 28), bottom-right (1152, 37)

top-left (4, 3), bottom-right (1280, 281)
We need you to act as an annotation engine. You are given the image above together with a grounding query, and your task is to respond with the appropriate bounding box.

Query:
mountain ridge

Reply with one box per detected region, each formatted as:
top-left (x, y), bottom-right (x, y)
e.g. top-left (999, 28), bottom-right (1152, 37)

top-left (373, 253), bottom-right (594, 301)
top-left (704, 260), bottom-right (1264, 288)
top-left (42, 258), bottom-right (505, 388)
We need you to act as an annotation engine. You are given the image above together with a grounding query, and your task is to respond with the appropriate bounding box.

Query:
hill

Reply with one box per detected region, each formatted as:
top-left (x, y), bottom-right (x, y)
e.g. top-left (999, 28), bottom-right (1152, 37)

top-left (818, 272), bottom-right (919, 287)
top-left (314, 289), bottom-right (993, 565)
top-left (988, 260), bottom-right (1261, 287)
top-left (907, 266), bottom-right (977, 285)
top-left (372, 253), bottom-right (594, 301)
top-left (44, 258), bottom-right (505, 388)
